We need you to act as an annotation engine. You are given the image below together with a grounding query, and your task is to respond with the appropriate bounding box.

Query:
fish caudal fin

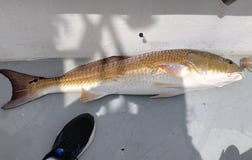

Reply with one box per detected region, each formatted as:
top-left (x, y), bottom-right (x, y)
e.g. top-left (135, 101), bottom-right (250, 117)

top-left (0, 69), bottom-right (45, 109)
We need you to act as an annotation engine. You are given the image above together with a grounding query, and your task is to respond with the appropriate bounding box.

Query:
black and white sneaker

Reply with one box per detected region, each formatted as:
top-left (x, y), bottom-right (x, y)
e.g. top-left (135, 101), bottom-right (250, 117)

top-left (42, 113), bottom-right (96, 160)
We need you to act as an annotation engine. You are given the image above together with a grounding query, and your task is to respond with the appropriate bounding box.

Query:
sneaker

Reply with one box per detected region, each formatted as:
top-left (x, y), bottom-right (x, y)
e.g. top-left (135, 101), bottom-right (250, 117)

top-left (42, 113), bottom-right (96, 160)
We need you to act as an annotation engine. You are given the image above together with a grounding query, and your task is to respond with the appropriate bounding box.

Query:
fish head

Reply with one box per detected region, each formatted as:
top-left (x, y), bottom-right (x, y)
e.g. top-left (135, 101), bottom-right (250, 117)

top-left (186, 51), bottom-right (243, 86)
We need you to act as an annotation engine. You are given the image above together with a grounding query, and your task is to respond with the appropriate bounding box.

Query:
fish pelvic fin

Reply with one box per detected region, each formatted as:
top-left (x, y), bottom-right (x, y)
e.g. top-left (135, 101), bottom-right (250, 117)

top-left (150, 93), bottom-right (181, 98)
top-left (153, 82), bottom-right (183, 88)
top-left (0, 69), bottom-right (46, 110)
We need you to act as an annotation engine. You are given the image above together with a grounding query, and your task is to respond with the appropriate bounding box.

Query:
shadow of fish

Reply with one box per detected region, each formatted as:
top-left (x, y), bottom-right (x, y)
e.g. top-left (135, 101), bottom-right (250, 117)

top-left (0, 49), bottom-right (243, 109)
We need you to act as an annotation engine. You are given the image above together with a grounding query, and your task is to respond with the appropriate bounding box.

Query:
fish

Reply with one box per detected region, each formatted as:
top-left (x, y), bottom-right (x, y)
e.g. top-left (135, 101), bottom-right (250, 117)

top-left (0, 49), bottom-right (243, 110)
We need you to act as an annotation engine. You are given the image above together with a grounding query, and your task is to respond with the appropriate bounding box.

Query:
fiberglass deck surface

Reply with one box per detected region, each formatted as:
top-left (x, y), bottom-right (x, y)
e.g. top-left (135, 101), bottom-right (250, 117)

top-left (0, 57), bottom-right (252, 160)
top-left (1, 0), bottom-right (252, 159)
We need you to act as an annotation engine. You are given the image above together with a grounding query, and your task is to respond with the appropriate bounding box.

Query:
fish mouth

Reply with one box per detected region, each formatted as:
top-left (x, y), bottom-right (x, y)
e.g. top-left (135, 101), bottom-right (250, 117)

top-left (237, 71), bottom-right (244, 77)
top-left (228, 71), bottom-right (244, 81)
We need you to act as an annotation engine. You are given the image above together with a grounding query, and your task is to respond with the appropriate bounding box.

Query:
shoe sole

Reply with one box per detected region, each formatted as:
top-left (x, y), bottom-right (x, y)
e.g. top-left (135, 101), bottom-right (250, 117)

top-left (77, 120), bottom-right (96, 159)
top-left (52, 113), bottom-right (96, 159)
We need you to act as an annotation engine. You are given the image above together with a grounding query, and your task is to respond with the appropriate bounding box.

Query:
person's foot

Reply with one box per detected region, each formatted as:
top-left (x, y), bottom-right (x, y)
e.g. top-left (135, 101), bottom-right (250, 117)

top-left (43, 113), bottom-right (96, 160)
top-left (221, 0), bottom-right (237, 6)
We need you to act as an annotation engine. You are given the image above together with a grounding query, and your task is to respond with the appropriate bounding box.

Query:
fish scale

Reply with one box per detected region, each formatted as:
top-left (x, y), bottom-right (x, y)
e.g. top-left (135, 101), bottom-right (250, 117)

top-left (0, 49), bottom-right (243, 109)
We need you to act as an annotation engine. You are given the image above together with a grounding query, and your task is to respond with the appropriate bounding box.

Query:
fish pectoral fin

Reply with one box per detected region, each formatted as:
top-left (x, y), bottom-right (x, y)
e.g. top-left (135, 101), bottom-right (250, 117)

top-left (150, 93), bottom-right (180, 98)
top-left (156, 62), bottom-right (190, 77)
top-left (80, 89), bottom-right (105, 103)
top-left (153, 82), bottom-right (183, 88)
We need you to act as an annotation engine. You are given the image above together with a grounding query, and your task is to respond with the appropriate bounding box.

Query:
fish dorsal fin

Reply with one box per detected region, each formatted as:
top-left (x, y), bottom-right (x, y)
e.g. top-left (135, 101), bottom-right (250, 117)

top-left (80, 89), bottom-right (106, 103)
top-left (156, 62), bottom-right (190, 77)
top-left (64, 56), bottom-right (130, 76)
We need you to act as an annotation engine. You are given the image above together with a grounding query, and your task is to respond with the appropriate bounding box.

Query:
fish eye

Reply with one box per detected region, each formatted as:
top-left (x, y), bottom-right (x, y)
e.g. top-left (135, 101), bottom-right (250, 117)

top-left (228, 60), bottom-right (233, 64)
top-left (225, 59), bottom-right (233, 64)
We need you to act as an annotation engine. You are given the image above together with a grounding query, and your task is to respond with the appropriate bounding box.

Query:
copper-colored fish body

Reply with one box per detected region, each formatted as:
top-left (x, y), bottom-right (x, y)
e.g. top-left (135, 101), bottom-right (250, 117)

top-left (56, 49), bottom-right (242, 92)
top-left (0, 49), bottom-right (243, 109)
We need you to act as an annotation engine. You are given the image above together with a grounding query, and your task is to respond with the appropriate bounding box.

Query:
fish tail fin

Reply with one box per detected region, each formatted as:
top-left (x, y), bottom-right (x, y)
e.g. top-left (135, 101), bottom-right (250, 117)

top-left (0, 69), bottom-right (46, 110)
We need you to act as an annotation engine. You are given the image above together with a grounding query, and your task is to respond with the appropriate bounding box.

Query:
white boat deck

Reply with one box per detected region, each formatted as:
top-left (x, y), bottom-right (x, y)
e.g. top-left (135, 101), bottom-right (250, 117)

top-left (0, 0), bottom-right (252, 160)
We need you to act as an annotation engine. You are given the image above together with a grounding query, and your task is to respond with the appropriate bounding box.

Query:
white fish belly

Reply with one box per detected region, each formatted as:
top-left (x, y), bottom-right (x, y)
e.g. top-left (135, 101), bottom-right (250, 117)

top-left (55, 70), bottom-right (239, 98)
top-left (87, 72), bottom-right (238, 96)
top-left (88, 72), bottom-right (186, 96)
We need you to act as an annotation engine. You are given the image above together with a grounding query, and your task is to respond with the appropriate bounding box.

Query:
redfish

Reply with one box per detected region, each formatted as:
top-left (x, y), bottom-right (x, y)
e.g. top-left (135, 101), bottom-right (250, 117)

top-left (0, 49), bottom-right (243, 109)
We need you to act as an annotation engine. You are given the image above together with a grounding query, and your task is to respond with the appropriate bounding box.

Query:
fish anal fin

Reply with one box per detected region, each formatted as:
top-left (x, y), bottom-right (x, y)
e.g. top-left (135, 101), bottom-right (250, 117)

top-left (150, 93), bottom-right (180, 98)
top-left (80, 89), bottom-right (105, 103)
top-left (156, 62), bottom-right (190, 77)
top-left (153, 82), bottom-right (183, 88)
